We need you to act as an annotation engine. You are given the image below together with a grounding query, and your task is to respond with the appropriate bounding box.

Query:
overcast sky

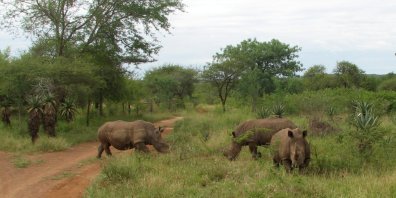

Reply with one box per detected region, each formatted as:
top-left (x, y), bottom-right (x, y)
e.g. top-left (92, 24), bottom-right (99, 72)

top-left (1, 0), bottom-right (396, 75)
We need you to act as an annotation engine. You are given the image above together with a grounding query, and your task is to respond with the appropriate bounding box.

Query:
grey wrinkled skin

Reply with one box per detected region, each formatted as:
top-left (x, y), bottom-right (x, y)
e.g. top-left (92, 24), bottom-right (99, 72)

top-left (271, 128), bottom-right (311, 173)
top-left (97, 120), bottom-right (169, 158)
top-left (224, 118), bottom-right (297, 160)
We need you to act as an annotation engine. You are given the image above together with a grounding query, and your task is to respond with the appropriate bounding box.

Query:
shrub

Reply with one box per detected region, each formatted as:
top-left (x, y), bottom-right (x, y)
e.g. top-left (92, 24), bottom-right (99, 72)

top-left (272, 104), bottom-right (285, 118)
top-left (256, 107), bottom-right (271, 119)
top-left (349, 100), bottom-right (384, 157)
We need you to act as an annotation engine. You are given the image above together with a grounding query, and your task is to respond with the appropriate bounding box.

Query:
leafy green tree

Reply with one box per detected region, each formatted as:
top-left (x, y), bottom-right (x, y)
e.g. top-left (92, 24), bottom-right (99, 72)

top-left (333, 61), bottom-right (365, 88)
top-left (1, 1), bottom-right (184, 119)
top-left (202, 61), bottom-right (244, 112)
top-left (276, 77), bottom-right (304, 94)
top-left (121, 76), bottom-right (149, 116)
top-left (0, 98), bottom-right (12, 126)
top-left (0, 48), bottom-right (13, 126)
top-left (378, 77), bottom-right (396, 91)
top-left (145, 65), bottom-right (197, 110)
top-left (206, 39), bottom-right (302, 111)
top-left (1, 0), bottom-right (184, 62)
top-left (193, 82), bottom-right (217, 105)
top-left (304, 65), bottom-right (326, 90)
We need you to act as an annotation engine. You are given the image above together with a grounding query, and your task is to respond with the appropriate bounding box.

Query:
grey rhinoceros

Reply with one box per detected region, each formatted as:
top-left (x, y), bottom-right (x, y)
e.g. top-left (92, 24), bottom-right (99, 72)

top-left (270, 128), bottom-right (311, 172)
top-left (97, 120), bottom-right (169, 158)
top-left (224, 118), bottom-right (297, 160)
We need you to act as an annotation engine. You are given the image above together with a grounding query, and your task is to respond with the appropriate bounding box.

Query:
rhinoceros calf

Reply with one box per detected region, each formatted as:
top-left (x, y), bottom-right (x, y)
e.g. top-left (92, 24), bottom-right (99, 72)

top-left (97, 120), bottom-right (169, 158)
top-left (224, 118), bottom-right (297, 160)
top-left (270, 128), bottom-right (310, 172)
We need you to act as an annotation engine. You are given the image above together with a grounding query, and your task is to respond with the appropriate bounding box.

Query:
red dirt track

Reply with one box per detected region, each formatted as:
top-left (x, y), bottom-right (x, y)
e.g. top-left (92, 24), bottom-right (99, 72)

top-left (0, 117), bottom-right (182, 198)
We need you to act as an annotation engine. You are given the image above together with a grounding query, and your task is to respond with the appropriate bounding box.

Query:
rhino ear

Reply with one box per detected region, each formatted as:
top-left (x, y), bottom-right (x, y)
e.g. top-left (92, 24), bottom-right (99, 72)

top-left (288, 130), bottom-right (294, 138)
top-left (232, 131), bottom-right (236, 138)
top-left (159, 126), bottom-right (165, 133)
top-left (303, 130), bottom-right (307, 137)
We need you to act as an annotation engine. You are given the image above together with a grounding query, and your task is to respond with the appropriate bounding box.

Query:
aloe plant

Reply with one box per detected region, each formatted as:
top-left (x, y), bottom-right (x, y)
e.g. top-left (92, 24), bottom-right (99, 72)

top-left (27, 96), bottom-right (43, 143)
top-left (350, 100), bottom-right (382, 155)
top-left (42, 94), bottom-right (57, 137)
top-left (326, 106), bottom-right (337, 121)
top-left (59, 98), bottom-right (78, 123)
top-left (272, 104), bottom-right (285, 118)
top-left (256, 107), bottom-right (271, 119)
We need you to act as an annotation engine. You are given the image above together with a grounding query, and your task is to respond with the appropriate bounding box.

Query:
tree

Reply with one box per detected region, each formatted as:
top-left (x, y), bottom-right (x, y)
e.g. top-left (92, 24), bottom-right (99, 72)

top-left (145, 65), bottom-right (197, 110)
top-left (123, 78), bottom-right (148, 116)
top-left (206, 39), bottom-right (302, 111)
top-left (0, 98), bottom-right (12, 126)
top-left (1, 1), bottom-right (184, 120)
top-left (0, 48), bottom-right (12, 126)
top-left (333, 61), bottom-right (365, 88)
top-left (303, 65), bottom-right (336, 90)
top-left (1, 0), bottom-right (184, 62)
top-left (378, 77), bottom-right (396, 91)
top-left (202, 61), bottom-right (244, 112)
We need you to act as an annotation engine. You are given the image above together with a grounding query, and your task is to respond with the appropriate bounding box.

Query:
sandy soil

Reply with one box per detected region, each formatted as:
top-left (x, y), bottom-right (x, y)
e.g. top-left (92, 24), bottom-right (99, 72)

top-left (0, 117), bottom-right (182, 198)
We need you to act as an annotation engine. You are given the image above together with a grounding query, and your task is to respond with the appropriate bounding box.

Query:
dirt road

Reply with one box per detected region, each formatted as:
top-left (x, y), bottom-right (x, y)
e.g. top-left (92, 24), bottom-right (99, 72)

top-left (0, 117), bottom-right (182, 198)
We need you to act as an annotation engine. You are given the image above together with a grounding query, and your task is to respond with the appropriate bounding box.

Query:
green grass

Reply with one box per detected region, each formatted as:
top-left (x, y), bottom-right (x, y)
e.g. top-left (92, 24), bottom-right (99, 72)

top-left (85, 108), bottom-right (396, 198)
top-left (51, 171), bottom-right (75, 180)
top-left (12, 155), bottom-right (31, 168)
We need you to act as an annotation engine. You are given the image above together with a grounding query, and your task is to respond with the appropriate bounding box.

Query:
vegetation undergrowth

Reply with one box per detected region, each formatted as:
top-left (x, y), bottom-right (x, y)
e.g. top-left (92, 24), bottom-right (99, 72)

top-left (86, 105), bottom-right (396, 197)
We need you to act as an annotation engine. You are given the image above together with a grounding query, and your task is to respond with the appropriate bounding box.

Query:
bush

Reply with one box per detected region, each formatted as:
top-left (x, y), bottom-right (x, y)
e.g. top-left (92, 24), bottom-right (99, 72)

top-left (349, 101), bottom-right (385, 157)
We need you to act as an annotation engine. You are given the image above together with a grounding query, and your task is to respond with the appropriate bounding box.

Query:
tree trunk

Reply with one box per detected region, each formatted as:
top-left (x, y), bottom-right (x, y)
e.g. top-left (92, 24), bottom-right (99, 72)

top-left (251, 94), bottom-right (258, 112)
top-left (1, 107), bottom-right (11, 126)
top-left (99, 91), bottom-right (104, 117)
top-left (135, 104), bottom-right (140, 117)
top-left (43, 104), bottom-right (57, 137)
top-left (122, 102), bottom-right (125, 114)
top-left (150, 100), bottom-right (153, 113)
top-left (168, 100), bottom-right (172, 111)
top-left (221, 100), bottom-right (226, 112)
top-left (28, 111), bottom-right (41, 144)
top-left (86, 98), bottom-right (91, 126)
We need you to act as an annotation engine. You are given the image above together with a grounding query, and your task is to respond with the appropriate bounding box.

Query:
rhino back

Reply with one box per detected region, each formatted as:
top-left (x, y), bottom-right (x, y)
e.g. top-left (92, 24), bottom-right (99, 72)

top-left (98, 121), bottom-right (139, 149)
top-left (234, 118), bottom-right (296, 137)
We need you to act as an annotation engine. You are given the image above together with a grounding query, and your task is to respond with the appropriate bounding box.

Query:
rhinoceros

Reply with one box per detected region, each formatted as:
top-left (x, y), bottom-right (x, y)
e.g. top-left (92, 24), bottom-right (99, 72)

top-left (270, 128), bottom-right (311, 172)
top-left (224, 118), bottom-right (297, 160)
top-left (97, 120), bottom-right (169, 158)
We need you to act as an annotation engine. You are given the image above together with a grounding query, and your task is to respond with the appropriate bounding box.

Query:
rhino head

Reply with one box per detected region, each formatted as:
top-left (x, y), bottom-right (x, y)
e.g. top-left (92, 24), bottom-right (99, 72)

top-left (150, 126), bottom-right (170, 153)
top-left (288, 129), bottom-right (308, 168)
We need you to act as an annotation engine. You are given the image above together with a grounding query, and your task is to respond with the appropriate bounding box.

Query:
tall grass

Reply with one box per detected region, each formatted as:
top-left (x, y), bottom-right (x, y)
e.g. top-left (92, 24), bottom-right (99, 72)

top-left (86, 107), bottom-right (396, 197)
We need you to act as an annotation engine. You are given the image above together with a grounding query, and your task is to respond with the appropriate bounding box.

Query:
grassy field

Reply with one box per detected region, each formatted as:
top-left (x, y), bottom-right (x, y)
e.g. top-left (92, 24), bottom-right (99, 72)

top-left (85, 107), bottom-right (396, 197)
top-left (1, 93), bottom-right (396, 197)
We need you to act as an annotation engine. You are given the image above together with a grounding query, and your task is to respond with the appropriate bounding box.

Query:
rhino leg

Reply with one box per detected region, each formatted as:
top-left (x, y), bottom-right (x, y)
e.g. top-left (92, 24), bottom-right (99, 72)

top-left (97, 144), bottom-right (104, 159)
top-left (273, 156), bottom-right (280, 167)
top-left (134, 142), bottom-right (149, 153)
top-left (298, 158), bottom-right (311, 174)
top-left (282, 159), bottom-right (293, 172)
top-left (248, 143), bottom-right (261, 159)
top-left (104, 143), bottom-right (112, 156)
